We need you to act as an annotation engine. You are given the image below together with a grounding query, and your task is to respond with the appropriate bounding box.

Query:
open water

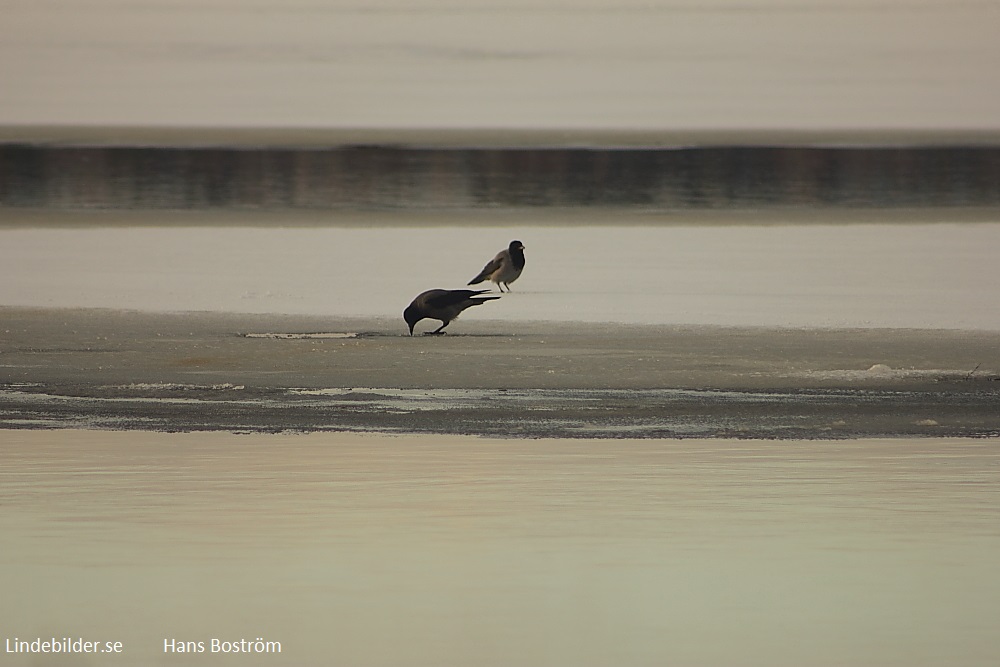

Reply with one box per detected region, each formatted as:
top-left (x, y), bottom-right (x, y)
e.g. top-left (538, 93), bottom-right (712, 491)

top-left (2, 430), bottom-right (999, 666)
top-left (2, 0), bottom-right (999, 130)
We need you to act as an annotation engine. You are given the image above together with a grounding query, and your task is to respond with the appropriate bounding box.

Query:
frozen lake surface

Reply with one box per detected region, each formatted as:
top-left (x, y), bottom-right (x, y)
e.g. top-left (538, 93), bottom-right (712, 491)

top-left (2, 213), bottom-right (999, 330)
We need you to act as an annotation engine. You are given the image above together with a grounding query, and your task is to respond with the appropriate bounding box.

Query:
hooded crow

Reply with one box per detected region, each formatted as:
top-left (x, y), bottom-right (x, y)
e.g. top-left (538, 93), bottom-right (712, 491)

top-left (468, 240), bottom-right (526, 292)
top-left (403, 289), bottom-right (500, 335)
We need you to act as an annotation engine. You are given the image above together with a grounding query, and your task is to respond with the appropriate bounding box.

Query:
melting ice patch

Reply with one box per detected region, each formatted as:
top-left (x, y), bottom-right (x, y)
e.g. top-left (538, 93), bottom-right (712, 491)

top-left (243, 332), bottom-right (359, 339)
top-left (794, 364), bottom-right (996, 382)
top-left (285, 387), bottom-right (847, 414)
top-left (286, 388), bottom-right (583, 413)
top-left (118, 382), bottom-right (246, 391)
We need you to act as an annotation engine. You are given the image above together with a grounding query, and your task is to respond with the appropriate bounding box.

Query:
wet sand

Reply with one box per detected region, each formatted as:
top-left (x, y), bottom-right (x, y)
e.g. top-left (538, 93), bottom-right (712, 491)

top-left (3, 306), bottom-right (998, 438)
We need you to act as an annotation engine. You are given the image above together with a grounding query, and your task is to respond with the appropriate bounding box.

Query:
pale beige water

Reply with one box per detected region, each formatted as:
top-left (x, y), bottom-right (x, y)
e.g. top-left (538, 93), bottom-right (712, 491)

top-left (2, 1), bottom-right (998, 131)
top-left (2, 430), bottom-right (998, 666)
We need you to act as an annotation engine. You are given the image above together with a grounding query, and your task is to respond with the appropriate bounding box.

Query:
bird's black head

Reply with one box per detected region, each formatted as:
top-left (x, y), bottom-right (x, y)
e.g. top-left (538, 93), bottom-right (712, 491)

top-left (403, 305), bottom-right (421, 336)
top-left (509, 240), bottom-right (525, 252)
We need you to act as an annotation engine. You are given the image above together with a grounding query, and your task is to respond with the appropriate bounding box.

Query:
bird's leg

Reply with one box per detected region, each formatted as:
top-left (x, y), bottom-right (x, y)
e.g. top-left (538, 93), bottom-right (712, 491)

top-left (428, 322), bottom-right (449, 335)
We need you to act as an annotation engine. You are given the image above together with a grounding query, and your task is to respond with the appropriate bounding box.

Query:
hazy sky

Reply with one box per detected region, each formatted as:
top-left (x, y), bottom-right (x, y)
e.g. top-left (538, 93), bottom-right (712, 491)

top-left (2, 0), bottom-right (998, 129)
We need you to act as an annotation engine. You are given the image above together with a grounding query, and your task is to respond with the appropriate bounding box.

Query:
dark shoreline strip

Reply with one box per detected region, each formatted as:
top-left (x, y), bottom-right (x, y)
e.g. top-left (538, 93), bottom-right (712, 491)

top-left (3, 143), bottom-right (1000, 210)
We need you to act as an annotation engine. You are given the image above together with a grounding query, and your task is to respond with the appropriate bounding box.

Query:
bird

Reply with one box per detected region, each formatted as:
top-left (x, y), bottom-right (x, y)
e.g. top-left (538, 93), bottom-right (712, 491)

top-left (468, 240), bottom-right (526, 292)
top-left (403, 289), bottom-right (501, 335)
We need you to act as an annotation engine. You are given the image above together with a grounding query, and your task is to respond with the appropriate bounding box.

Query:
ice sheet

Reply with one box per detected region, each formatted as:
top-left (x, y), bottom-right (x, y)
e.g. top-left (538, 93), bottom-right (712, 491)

top-left (1, 219), bottom-right (999, 330)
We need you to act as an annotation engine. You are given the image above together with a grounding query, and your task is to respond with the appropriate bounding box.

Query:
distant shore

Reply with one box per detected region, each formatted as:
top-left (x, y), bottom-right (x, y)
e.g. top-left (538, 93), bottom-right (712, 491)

top-left (5, 130), bottom-right (1000, 210)
top-left (5, 125), bottom-right (1000, 149)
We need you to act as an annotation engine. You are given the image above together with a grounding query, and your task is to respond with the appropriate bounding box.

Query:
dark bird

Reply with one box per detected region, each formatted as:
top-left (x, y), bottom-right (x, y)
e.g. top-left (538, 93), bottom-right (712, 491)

top-left (468, 240), bottom-right (526, 292)
top-left (403, 289), bottom-right (500, 335)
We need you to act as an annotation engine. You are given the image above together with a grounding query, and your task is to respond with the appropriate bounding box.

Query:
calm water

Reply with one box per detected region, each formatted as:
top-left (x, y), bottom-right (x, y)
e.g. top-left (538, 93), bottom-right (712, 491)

top-left (2, 430), bottom-right (999, 666)
top-left (2, 0), bottom-right (998, 130)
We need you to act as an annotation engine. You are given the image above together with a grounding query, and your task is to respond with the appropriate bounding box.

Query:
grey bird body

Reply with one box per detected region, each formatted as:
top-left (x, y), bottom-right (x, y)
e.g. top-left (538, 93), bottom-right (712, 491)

top-left (468, 240), bottom-right (526, 292)
top-left (403, 289), bottom-right (500, 335)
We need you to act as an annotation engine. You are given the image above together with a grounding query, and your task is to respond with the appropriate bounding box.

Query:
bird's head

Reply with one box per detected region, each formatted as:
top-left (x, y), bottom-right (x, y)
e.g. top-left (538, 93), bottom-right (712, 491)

top-left (403, 305), bottom-right (421, 336)
top-left (510, 240), bottom-right (525, 252)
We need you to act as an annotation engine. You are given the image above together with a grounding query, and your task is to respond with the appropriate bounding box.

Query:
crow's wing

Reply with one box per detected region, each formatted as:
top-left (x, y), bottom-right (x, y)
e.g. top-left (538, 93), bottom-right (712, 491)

top-left (425, 289), bottom-right (491, 309)
top-left (469, 252), bottom-right (505, 284)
